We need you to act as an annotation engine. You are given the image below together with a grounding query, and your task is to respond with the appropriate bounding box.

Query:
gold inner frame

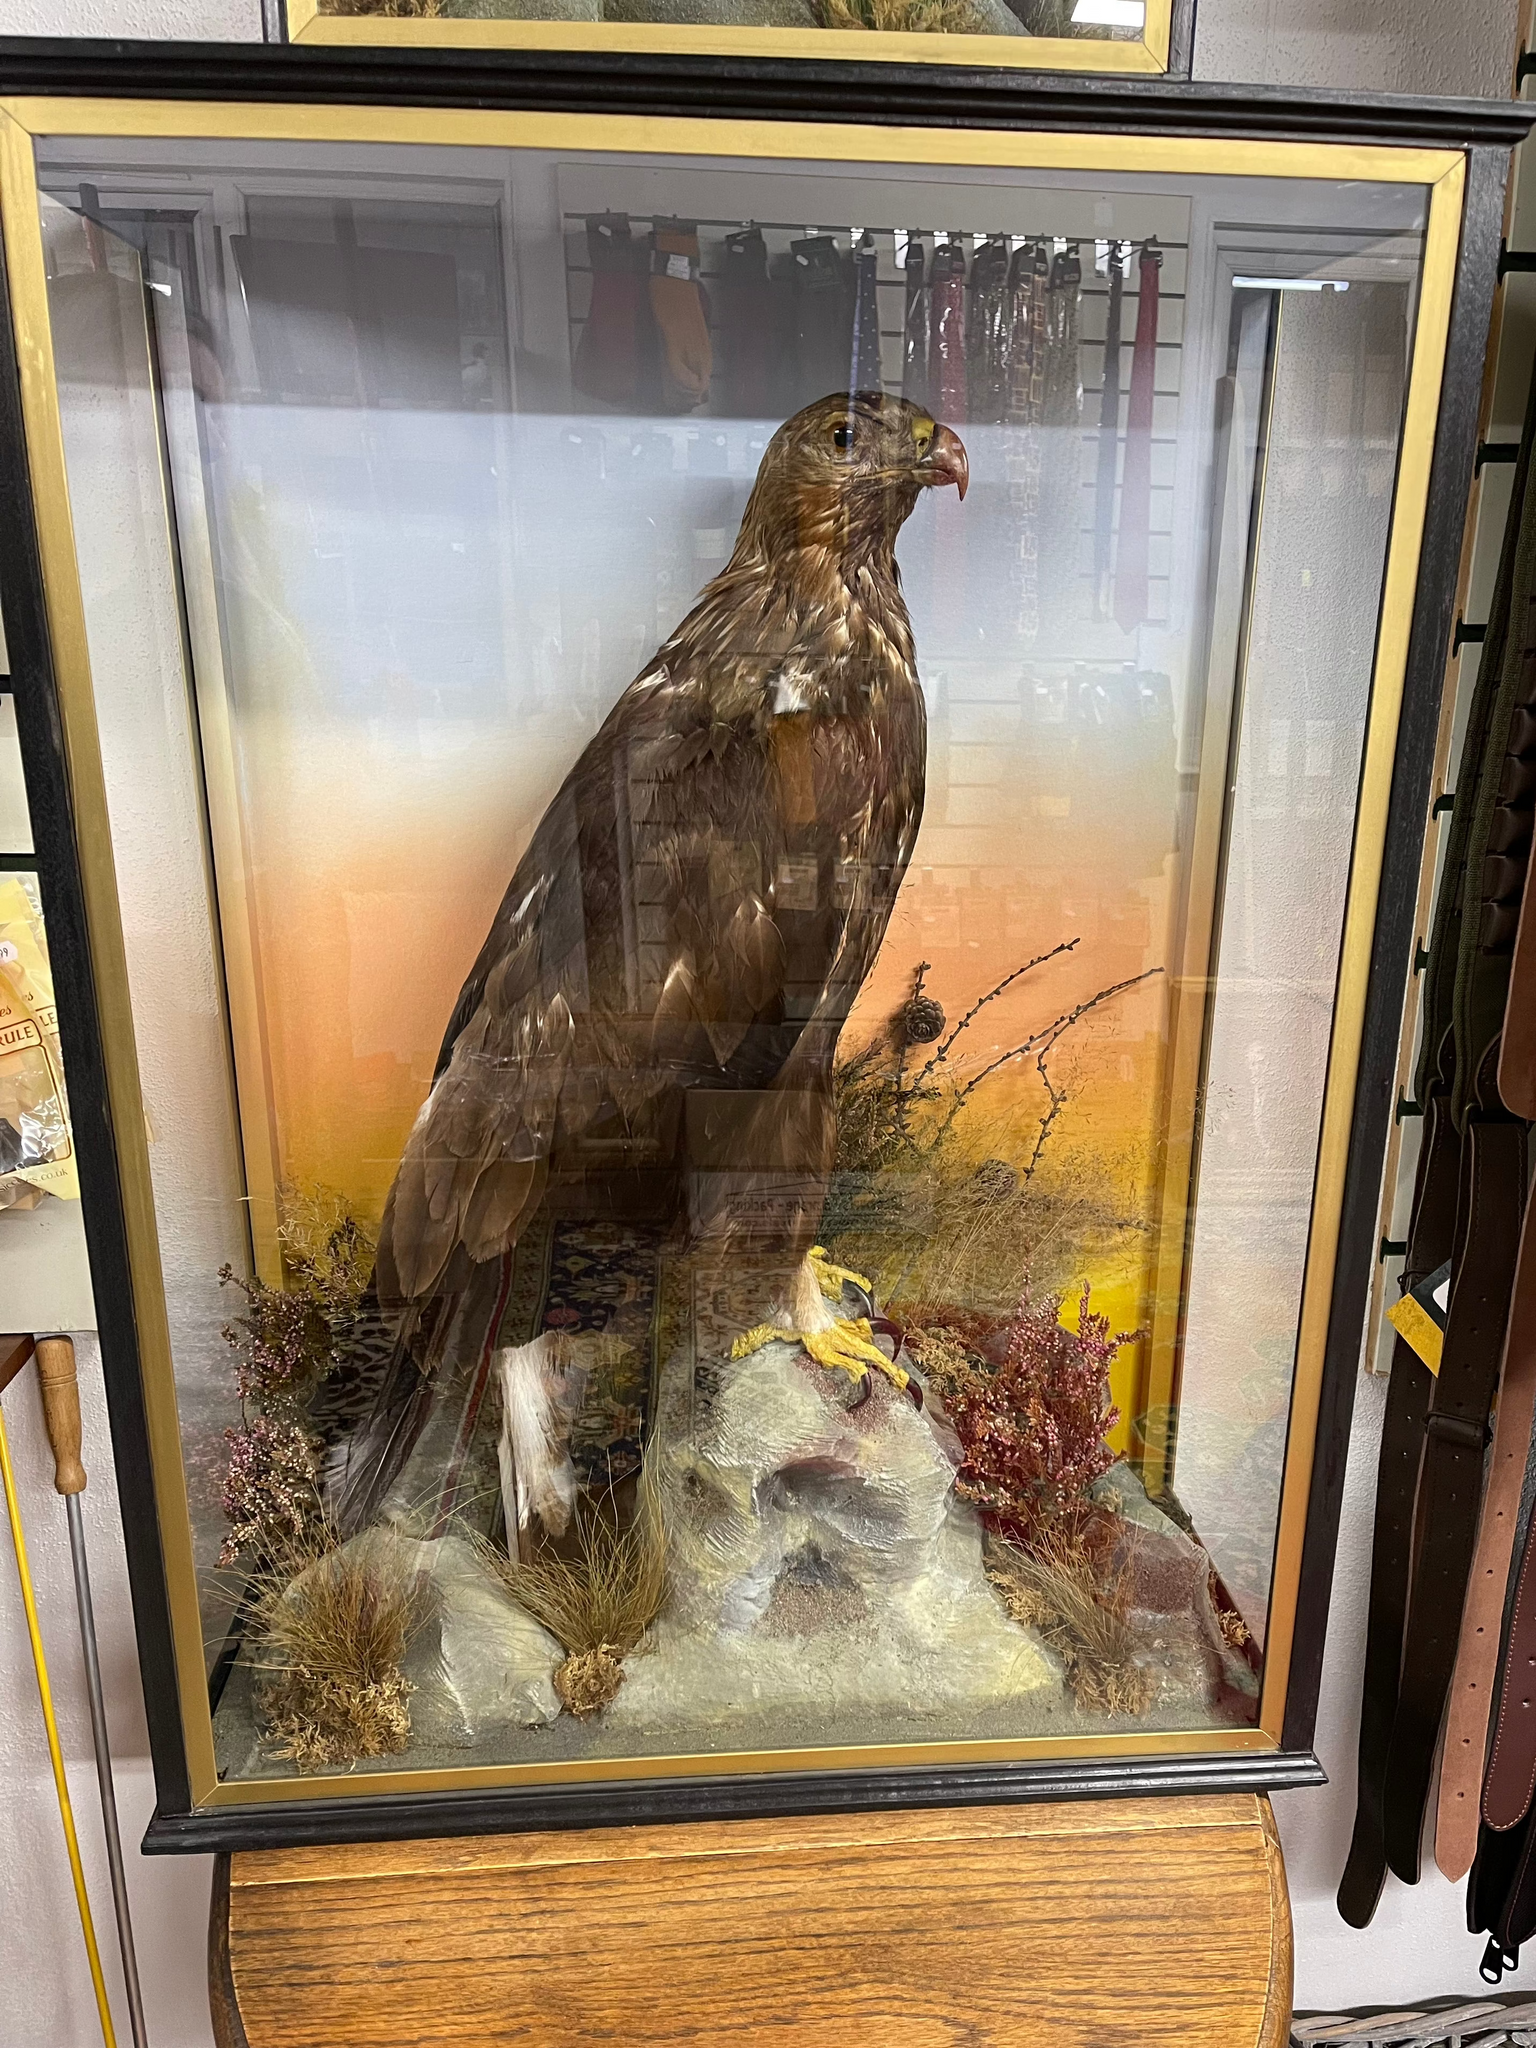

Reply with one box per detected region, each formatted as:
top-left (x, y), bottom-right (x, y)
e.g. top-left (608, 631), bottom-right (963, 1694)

top-left (284, 0), bottom-right (1173, 77)
top-left (0, 96), bottom-right (1465, 1811)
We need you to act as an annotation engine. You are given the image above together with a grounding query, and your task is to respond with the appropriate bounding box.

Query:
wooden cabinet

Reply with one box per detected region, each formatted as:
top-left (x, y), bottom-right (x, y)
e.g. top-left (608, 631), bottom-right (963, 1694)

top-left (211, 1794), bottom-right (1291, 2046)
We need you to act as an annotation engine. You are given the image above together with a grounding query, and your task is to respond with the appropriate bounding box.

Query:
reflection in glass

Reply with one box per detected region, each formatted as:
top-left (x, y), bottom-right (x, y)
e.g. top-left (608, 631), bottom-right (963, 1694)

top-left (37, 141), bottom-right (1423, 1783)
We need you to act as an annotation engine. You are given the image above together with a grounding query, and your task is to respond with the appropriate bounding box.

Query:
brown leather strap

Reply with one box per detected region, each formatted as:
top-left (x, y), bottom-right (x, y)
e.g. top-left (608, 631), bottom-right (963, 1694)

top-left (1485, 1224), bottom-right (1536, 1834)
top-left (1487, 1517), bottom-right (1536, 1829)
top-left (1382, 1103), bottom-right (1529, 1880)
top-left (1337, 1065), bottom-right (1460, 1926)
top-left (1500, 791), bottom-right (1536, 1116)
top-left (1438, 1193), bottom-right (1536, 1875)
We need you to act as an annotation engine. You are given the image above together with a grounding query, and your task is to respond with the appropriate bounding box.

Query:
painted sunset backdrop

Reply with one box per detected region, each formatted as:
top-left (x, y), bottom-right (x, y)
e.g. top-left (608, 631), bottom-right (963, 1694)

top-left (209, 408), bottom-right (1195, 1458)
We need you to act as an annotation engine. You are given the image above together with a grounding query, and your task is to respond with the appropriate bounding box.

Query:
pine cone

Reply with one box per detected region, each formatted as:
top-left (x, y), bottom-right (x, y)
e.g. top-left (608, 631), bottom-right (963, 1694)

top-left (902, 993), bottom-right (946, 1044)
top-left (969, 1158), bottom-right (1019, 1204)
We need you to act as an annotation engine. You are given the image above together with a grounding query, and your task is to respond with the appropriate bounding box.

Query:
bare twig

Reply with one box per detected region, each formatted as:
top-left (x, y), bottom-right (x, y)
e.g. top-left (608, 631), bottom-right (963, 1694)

top-left (1021, 1047), bottom-right (1070, 1186)
top-left (893, 958), bottom-right (931, 1140)
top-left (931, 967), bottom-right (1161, 1148)
top-left (911, 938), bottom-right (1081, 1094)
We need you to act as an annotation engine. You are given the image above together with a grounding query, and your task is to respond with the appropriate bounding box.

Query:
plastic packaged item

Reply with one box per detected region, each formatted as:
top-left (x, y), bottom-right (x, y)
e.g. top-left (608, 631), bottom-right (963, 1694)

top-left (0, 876), bottom-right (77, 1212)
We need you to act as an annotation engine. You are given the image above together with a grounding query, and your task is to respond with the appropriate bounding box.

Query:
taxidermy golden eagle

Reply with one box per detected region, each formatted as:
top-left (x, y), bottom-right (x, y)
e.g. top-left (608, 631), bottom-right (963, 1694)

top-left (328, 392), bottom-right (967, 1534)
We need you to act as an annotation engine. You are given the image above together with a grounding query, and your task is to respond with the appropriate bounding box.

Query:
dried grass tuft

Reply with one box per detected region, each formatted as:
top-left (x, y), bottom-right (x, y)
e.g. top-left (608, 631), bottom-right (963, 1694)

top-left (262, 1669), bottom-right (413, 1769)
top-left (988, 1529), bottom-right (1155, 1719)
top-left (485, 1471), bottom-right (668, 1717)
top-left (247, 1531), bottom-right (429, 1769)
top-left (817, 0), bottom-right (984, 30)
top-left (554, 1645), bottom-right (626, 1717)
top-left (321, 0), bottom-right (444, 15)
top-left (277, 1179), bottom-right (375, 1307)
top-left (1210, 1571), bottom-right (1252, 1650)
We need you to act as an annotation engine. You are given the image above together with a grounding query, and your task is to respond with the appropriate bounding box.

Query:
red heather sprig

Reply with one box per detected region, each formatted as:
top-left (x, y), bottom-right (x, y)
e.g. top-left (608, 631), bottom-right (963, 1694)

top-left (946, 1283), bottom-right (1129, 1551)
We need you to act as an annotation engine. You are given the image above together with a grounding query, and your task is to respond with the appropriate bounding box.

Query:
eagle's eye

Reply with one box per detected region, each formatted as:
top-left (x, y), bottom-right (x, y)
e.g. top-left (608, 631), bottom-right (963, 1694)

top-left (913, 418), bottom-right (935, 454)
top-left (831, 423), bottom-right (853, 451)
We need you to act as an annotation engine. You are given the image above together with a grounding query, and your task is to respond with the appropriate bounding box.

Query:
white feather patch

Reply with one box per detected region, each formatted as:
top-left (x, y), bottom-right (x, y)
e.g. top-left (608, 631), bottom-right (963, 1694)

top-left (770, 665), bottom-right (813, 715)
top-left (495, 1335), bottom-right (591, 1537)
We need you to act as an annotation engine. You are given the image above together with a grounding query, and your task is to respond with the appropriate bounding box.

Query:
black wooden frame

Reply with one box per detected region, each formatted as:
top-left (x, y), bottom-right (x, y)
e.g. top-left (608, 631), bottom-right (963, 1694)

top-left (0, 36), bottom-right (1524, 1853)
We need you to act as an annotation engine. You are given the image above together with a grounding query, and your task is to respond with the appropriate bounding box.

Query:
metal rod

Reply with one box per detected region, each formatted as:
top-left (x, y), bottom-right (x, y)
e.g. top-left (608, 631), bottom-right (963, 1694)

top-left (66, 1490), bottom-right (149, 2048)
top-left (0, 1397), bottom-right (118, 2048)
top-left (32, 1335), bottom-right (150, 2048)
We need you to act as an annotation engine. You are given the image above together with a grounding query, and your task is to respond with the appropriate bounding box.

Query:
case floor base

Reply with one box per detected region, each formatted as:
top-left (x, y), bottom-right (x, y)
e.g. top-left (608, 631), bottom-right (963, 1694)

top-left (208, 1792), bottom-right (1293, 2045)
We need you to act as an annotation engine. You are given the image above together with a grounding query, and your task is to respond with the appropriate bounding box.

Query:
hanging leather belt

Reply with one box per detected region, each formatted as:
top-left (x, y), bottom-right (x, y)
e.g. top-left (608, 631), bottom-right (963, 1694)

top-left (1382, 1078), bottom-right (1528, 1880)
top-left (1468, 716), bottom-right (1536, 1974)
top-left (1338, 1062), bottom-right (1461, 1927)
top-left (1469, 1193), bottom-right (1536, 1976)
top-left (1479, 1195), bottom-right (1536, 1835)
top-left (1436, 1172), bottom-right (1536, 1878)
top-left (1342, 330), bottom-right (1536, 1934)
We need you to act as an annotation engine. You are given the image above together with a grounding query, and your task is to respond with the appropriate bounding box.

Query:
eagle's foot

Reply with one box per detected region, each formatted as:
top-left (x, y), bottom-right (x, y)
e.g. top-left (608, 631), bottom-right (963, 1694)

top-left (731, 1315), bottom-right (920, 1409)
top-left (807, 1244), bottom-right (874, 1304)
top-left (800, 1317), bottom-right (908, 1392)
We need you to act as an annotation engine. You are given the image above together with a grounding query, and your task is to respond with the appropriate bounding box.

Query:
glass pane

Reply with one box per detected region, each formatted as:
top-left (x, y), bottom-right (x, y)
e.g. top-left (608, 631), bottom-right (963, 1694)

top-left (38, 135), bottom-right (1426, 1785)
top-left (309, 0), bottom-right (1148, 47)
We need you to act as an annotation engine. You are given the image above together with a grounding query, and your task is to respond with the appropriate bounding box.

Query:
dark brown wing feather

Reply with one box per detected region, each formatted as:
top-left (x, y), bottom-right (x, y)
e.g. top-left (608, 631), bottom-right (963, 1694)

top-left (371, 649), bottom-right (808, 1304)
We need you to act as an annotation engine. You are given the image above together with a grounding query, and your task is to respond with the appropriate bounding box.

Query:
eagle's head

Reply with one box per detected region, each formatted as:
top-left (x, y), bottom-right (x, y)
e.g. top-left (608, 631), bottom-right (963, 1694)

top-left (737, 392), bottom-right (968, 567)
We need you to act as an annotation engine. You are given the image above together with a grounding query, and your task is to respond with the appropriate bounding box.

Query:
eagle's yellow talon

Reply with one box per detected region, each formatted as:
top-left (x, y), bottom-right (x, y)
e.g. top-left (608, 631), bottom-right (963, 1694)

top-left (732, 1313), bottom-right (908, 1392)
top-left (808, 1245), bottom-right (874, 1300)
top-left (730, 1323), bottom-right (783, 1361)
top-left (802, 1318), bottom-right (908, 1390)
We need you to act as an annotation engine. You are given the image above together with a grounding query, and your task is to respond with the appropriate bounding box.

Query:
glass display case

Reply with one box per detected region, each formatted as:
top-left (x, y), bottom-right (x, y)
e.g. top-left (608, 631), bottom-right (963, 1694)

top-left (281, 0), bottom-right (1192, 82)
top-left (0, 46), bottom-right (1522, 1849)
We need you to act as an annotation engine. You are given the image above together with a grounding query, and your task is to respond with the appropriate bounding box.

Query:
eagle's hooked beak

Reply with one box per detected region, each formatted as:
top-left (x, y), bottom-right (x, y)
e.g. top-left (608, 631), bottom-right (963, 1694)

top-left (919, 422), bottom-right (969, 500)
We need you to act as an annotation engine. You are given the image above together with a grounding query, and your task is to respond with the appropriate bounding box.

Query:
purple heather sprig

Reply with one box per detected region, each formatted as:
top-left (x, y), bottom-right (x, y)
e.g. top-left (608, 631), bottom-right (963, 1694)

top-left (218, 1412), bottom-right (320, 1567)
top-left (218, 1263), bottom-right (332, 1404)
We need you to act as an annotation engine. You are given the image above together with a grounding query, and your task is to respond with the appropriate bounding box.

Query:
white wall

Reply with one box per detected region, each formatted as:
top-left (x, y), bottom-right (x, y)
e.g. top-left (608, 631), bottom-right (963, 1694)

top-left (1194, 0), bottom-right (1516, 97)
top-left (0, 1354), bottom-right (223, 2048)
top-left (0, 0), bottom-right (259, 33)
top-left (0, 0), bottom-right (1525, 2042)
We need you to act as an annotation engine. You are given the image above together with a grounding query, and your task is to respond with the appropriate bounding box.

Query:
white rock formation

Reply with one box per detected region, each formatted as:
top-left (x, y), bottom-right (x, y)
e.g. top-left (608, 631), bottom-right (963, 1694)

top-left (607, 1332), bottom-right (1052, 1735)
top-left (410, 1533), bottom-right (564, 1745)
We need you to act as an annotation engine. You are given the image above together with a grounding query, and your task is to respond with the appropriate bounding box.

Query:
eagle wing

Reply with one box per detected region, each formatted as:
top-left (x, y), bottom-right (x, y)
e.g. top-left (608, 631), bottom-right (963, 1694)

top-left (374, 640), bottom-right (800, 1304)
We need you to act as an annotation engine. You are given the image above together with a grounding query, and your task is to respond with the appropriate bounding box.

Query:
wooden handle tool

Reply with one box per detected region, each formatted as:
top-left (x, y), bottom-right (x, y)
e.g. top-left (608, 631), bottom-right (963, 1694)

top-left (0, 1347), bottom-right (119, 2048)
top-left (35, 1335), bottom-right (86, 1495)
top-left (20, 1330), bottom-right (149, 2045)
